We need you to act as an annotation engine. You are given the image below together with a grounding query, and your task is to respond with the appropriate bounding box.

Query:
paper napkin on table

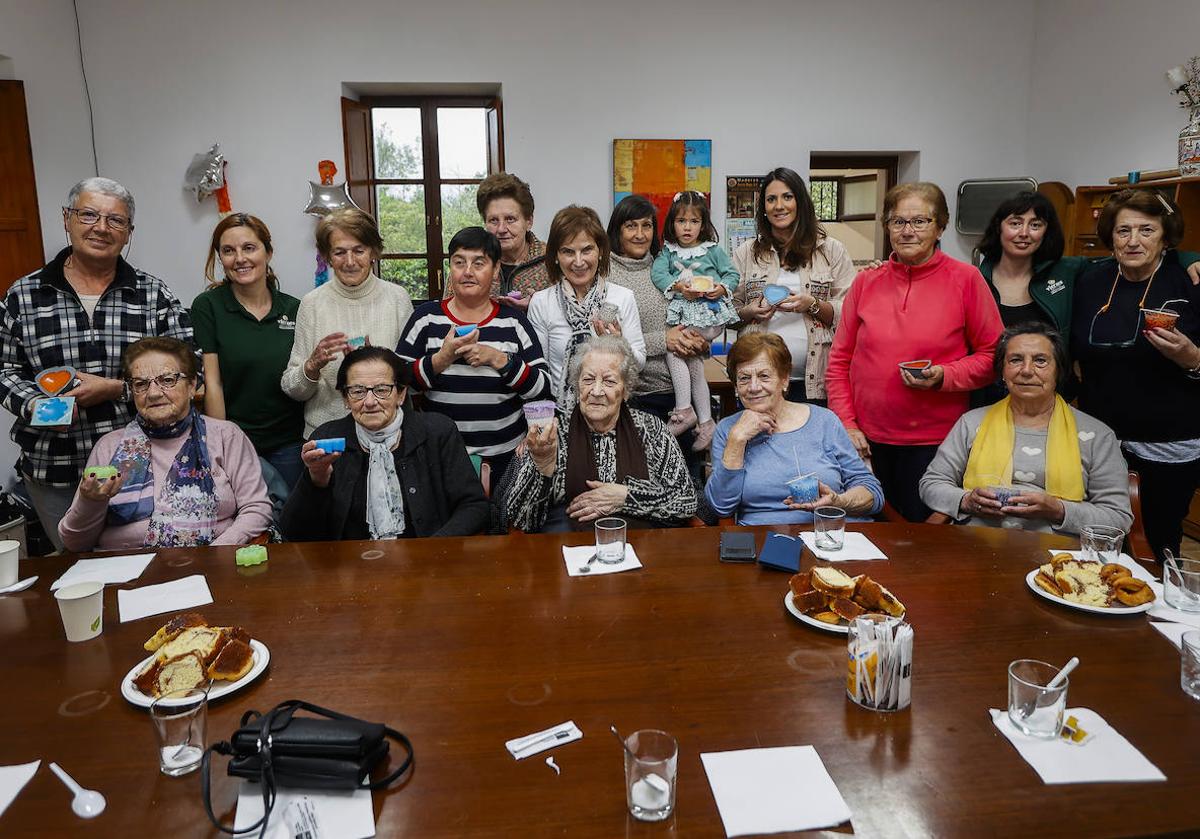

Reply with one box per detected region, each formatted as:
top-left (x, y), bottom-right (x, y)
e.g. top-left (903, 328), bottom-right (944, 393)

top-left (0, 760), bottom-right (39, 818)
top-left (701, 746), bottom-right (851, 837)
top-left (505, 721), bottom-right (583, 760)
top-left (800, 531), bottom-right (887, 562)
top-left (234, 783), bottom-right (375, 838)
top-left (1146, 581), bottom-right (1200, 628)
top-left (50, 553), bottom-right (156, 591)
top-left (562, 544), bottom-right (642, 577)
top-left (117, 574), bottom-right (213, 623)
top-left (989, 707), bottom-right (1165, 784)
top-left (1150, 620), bottom-right (1194, 650)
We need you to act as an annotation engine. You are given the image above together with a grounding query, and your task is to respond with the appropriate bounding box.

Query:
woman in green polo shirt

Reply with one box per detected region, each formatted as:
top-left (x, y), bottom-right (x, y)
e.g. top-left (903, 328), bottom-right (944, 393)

top-left (191, 213), bottom-right (305, 509)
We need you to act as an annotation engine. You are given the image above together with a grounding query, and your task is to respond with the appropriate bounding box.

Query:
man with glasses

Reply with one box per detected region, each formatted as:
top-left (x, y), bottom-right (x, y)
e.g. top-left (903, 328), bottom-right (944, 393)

top-left (0, 177), bottom-right (194, 550)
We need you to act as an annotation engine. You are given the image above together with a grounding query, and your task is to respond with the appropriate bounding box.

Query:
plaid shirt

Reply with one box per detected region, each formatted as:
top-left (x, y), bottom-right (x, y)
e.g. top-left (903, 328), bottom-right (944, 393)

top-left (0, 247), bottom-right (195, 486)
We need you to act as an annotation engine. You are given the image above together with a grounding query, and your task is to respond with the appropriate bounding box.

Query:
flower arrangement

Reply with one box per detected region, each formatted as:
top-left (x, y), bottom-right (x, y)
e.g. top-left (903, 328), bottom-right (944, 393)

top-left (1166, 59), bottom-right (1200, 110)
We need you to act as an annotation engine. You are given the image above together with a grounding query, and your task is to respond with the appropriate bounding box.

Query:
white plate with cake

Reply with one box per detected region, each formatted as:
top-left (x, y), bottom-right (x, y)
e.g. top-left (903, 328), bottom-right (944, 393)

top-left (1025, 552), bottom-right (1155, 615)
top-left (784, 567), bottom-right (906, 634)
top-left (120, 612), bottom-right (270, 708)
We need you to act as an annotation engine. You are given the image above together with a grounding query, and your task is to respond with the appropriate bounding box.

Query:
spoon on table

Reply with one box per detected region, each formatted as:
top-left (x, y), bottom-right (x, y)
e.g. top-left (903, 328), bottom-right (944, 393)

top-left (1018, 656), bottom-right (1079, 720)
top-left (48, 762), bottom-right (106, 819)
top-left (577, 553), bottom-right (601, 574)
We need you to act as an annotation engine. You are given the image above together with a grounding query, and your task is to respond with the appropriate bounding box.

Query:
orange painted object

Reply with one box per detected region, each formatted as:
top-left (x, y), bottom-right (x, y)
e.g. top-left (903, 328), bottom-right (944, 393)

top-left (1142, 308), bottom-right (1179, 330)
top-left (36, 366), bottom-right (75, 395)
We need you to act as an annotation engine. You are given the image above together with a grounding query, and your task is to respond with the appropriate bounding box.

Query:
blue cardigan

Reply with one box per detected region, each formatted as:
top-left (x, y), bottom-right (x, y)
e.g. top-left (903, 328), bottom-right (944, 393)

top-left (705, 405), bottom-right (884, 525)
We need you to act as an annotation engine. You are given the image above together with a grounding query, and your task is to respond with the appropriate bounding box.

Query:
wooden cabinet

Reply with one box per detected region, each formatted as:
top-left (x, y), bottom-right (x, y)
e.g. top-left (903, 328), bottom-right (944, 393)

top-left (1067, 177), bottom-right (1200, 257)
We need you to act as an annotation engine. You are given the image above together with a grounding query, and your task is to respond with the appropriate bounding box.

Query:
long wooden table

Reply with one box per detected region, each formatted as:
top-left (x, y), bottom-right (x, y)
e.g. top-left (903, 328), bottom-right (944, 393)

top-left (2, 524), bottom-right (1197, 837)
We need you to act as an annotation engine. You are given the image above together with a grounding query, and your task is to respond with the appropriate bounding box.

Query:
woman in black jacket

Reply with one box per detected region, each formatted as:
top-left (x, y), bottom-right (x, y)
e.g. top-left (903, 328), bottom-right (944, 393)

top-left (281, 347), bottom-right (489, 541)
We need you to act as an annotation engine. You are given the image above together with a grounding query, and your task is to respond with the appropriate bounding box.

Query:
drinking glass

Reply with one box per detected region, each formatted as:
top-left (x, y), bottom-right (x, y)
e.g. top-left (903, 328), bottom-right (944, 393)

top-left (1183, 631), bottom-right (1200, 701)
top-left (595, 518), bottom-right (627, 565)
top-left (1163, 557), bottom-right (1200, 613)
top-left (814, 507), bottom-right (846, 551)
top-left (624, 729), bottom-right (678, 822)
top-left (1080, 525), bottom-right (1124, 564)
top-left (150, 686), bottom-right (209, 776)
top-left (1007, 659), bottom-right (1068, 738)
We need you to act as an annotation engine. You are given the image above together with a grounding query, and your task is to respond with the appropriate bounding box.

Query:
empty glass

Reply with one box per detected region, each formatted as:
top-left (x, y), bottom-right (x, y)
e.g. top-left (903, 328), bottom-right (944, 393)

top-left (1007, 659), bottom-right (1068, 739)
top-left (1164, 557), bottom-right (1200, 613)
top-left (595, 518), bottom-right (627, 565)
top-left (150, 685), bottom-right (209, 776)
top-left (624, 729), bottom-right (678, 822)
top-left (1080, 525), bottom-right (1124, 564)
top-left (1183, 631), bottom-right (1200, 701)
top-left (814, 507), bottom-right (846, 551)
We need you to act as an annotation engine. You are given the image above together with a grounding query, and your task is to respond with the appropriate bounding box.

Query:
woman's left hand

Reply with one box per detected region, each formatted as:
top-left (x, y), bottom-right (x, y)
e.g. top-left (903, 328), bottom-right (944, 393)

top-left (776, 293), bottom-right (815, 313)
top-left (1144, 326), bottom-right (1200, 369)
top-left (566, 480), bottom-right (629, 522)
top-left (592, 318), bottom-right (623, 337)
top-left (901, 365), bottom-right (944, 390)
top-left (783, 481), bottom-right (839, 511)
top-left (1000, 490), bottom-right (1066, 525)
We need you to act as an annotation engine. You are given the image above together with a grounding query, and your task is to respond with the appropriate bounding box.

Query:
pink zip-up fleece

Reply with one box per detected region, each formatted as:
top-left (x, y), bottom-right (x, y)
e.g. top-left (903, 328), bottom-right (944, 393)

top-left (826, 249), bottom-right (1003, 447)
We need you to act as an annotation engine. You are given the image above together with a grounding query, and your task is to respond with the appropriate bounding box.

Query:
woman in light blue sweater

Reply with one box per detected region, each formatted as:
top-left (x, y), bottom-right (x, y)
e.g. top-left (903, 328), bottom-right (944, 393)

top-left (706, 333), bottom-right (883, 525)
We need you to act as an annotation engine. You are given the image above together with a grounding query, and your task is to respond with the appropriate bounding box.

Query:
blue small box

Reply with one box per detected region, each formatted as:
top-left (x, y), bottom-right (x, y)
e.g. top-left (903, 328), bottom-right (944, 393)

top-left (313, 437), bottom-right (345, 453)
top-left (455, 324), bottom-right (478, 337)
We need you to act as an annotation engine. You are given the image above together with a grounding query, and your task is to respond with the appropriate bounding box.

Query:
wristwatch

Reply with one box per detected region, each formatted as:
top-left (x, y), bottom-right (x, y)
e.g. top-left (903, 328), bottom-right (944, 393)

top-left (806, 299), bottom-right (822, 317)
top-left (498, 352), bottom-right (519, 377)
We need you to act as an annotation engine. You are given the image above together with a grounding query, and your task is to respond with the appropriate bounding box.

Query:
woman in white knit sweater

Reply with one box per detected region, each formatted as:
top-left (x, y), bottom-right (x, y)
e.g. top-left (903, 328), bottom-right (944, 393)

top-left (282, 209), bottom-right (413, 437)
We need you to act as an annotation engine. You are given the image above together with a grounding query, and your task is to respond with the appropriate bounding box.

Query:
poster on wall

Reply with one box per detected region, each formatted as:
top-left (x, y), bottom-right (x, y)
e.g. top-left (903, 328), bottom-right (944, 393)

top-left (725, 175), bottom-right (764, 253)
top-left (613, 139), bottom-right (712, 236)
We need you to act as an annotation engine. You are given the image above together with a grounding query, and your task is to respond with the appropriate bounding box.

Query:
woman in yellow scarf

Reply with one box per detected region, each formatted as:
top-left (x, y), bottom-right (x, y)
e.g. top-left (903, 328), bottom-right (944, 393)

top-left (919, 324), bottom-right (1132, 534)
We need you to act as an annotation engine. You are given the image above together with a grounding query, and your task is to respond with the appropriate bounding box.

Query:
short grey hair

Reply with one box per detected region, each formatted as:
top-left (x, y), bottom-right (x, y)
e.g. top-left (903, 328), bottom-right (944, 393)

top-left (67, 177), bottom-right (135, 221)
top-left (568, 334), bottom-right (640, 397)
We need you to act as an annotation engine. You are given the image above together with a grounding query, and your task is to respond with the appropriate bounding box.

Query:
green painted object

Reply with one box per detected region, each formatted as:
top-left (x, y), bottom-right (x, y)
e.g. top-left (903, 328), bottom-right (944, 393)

top-left (235, 545), bottom-right (268, 566)
top-left (84, 465), bottom-right (119, 480)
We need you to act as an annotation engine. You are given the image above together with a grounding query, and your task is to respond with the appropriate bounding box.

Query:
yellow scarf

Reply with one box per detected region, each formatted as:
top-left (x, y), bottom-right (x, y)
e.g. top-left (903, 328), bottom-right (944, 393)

top-left (963, 395), bottom-right (1084, 501)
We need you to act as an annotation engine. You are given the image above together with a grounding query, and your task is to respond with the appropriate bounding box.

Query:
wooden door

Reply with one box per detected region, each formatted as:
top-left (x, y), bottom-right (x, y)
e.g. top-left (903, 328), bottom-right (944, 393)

top-left (0, 80), bottom-right (43, 294)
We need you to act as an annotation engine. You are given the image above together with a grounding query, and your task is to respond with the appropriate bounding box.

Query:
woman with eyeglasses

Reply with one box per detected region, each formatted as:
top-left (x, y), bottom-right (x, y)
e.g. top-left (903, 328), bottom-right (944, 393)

top-left (59, 337), bottom-right (272, 551)
top-left (281, 208), bottom-right (413, 438)
top-left (920, 323), bottom-right (1132, 535)
top-left (1071, 189), bottom-right (1200, 560)
top-left (280, 347), bottom-right (489, 541)
top-left (826, 182), bottom-right (1004, 521)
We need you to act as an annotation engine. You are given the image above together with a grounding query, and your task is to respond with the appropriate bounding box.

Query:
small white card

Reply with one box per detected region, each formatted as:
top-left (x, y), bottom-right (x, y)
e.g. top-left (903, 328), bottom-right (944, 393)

top-left (117, 574), bottom-right (213, 622)
top-left (234, 784), bottom-right (375, 838)
top-left (562, 544), bottom-right (643, 577)
top-left (505, 721), bottom-right (583, 759)
top-left (990, 707), bottom-right (1165, 784)
top-left (0, 760), bottom-right (40, 818)
top-left (50, 552), bottom-right (156, 591)
top-left (800, 531), bottom-right (887, 562)
top-left (701, 745), bottom-right (851, 837)
top-left (1150, 620), bottom-right (1194, 650)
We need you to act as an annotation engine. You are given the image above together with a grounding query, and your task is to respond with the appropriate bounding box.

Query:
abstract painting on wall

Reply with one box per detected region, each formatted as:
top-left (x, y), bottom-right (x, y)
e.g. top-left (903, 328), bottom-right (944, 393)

top-left (613, 139), bottom-right (712, 235)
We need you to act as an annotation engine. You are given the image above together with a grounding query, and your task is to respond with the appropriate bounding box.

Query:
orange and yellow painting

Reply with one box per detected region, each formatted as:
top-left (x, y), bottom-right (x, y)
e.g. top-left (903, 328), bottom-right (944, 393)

top-left (613, 139), bottom-right (712, 235)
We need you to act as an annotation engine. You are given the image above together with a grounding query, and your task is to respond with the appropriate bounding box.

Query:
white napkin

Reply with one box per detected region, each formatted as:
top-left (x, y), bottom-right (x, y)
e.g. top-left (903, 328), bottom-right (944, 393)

top-left (50, 552), bottom-right (156, 591)
top-left (0, 760), bottom-right (39, 818)
top-left (1146, 581), bottom-right (1200, 627)
top-left (1150, 620), bottom-right (1195, 650)
top-left (505, 721), bottom-right (583, 759)
top-left (1045, 550), bottom-right (1156, 581)
top-left (234, 783), bottom-right (375, 838)
top-left (117, 574), bottom-right (213, 622)
top-left (562, 544), bottom-right (642, 576)
top-left (800, 531), bottom-right (887, 562)
top-left (990, 707), bottom-right (1165, 784)
top-left (701, 746), bottom-right (851, 837)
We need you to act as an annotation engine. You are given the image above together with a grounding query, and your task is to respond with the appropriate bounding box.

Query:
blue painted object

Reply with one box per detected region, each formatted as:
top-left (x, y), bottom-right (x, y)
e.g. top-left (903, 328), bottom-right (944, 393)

top-left (455, 324), bottom-right (478, 337)
top-left (786, 473), bottom-right (820, 504)
top-left (313, 437), bottom-right (345, 453)
top-left (763, 284), bottom-right (790, 306)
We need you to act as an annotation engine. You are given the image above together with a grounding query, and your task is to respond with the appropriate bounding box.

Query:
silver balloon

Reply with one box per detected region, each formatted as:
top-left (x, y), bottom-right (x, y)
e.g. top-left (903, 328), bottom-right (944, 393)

top-left (303, 181), bottom-right (360, 217)
top-left (184, 144), bottom-right (226, 201)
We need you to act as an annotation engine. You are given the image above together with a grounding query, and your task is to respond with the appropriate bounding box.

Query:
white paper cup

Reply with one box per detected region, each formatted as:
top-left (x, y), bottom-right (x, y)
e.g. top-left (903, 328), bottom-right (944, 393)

top-left (55, 581), bottom-right (104, 642)
top-left (0, 540), bottom-right (19, 588)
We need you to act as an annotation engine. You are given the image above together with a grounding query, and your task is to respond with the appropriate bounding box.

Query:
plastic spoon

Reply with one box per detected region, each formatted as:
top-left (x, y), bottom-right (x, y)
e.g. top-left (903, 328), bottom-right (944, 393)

top-left (1018, 656), bottom-right (1079, 720)
top-left (48, 762), bottom-right (106, 819)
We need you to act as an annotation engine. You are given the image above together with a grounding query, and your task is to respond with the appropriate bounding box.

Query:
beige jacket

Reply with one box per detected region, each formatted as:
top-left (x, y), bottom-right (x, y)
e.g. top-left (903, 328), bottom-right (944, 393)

top-left (731, 237), bottom-right (857, 399)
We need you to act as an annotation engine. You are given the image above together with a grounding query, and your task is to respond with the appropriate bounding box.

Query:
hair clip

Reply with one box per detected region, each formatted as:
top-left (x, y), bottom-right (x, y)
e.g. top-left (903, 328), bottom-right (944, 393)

top-left (672, 192), bottom-right (683, 202)
top-left (1155, 193), bottom-right (1176, 214)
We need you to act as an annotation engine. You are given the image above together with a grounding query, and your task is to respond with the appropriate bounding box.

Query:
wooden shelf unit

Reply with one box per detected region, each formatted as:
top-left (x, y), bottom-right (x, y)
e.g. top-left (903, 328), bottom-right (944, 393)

top-left (1067, 177), bottom-right (1200, 257)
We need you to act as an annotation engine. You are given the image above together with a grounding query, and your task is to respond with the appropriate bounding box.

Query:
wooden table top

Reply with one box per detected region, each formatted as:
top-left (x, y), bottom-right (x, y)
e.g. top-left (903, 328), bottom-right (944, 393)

top-left (2, 523), bottom-right (1196, 838)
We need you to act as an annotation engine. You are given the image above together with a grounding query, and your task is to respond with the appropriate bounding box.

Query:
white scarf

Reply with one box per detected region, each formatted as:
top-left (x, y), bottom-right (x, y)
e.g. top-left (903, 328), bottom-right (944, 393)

top-left (355, 409), bottom-right (406, 539)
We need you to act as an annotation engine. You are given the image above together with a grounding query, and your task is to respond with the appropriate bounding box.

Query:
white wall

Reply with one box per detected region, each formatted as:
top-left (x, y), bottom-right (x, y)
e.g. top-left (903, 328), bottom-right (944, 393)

top-left (1027, 0), bottom-right (1200, 187)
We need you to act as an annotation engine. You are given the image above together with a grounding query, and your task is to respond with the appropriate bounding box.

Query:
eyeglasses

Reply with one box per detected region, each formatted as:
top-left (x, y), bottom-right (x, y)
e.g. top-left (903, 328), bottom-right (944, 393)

top-left (128, 372), bottom-right (186, 394)
top-left (885, 216), bottom-right (935, 232)
top-left (344, 384), bottom-right (397, 401)
top-left (64, 207), bottom-right (131, 231)
top-left (1087, 260), bottom-right (1166, 348)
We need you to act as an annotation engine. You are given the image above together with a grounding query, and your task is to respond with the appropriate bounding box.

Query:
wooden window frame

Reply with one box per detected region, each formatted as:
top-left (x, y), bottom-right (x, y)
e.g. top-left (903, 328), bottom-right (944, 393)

top-left (342, 94), bottom-right (504, 300)
top-left (810, 176), bottom-right (841, 223)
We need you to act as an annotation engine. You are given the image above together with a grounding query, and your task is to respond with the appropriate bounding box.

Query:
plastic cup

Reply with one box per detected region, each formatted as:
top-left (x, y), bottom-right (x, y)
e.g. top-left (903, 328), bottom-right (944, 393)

top-left (595, 518), bottom-right (627, 565)
top-left (0, 540), bottom-right (19, 588)
top-left (150, 686), bottom-right (209, 776)
top-left (522, 400), bottom-right (556, 430)
top-left (54, 581), bottom-right (104, 642)
top-left (1007, 659), bottom-right (1068, 738)
top-left (981, 473), bottom-right (1016, 509)
top-left (1141, 308), bottom-right (1179, 331)
top-left (786, 474), bottom-right (819, 504)
top-left (1080, 525), bottom-right (1124, 565)
top-left (1182, 631), bottom-right (1200, 701)
top-left (624, 729), bottom-right (677, 822)
top-left (814, 507), bottom-right (846, 551)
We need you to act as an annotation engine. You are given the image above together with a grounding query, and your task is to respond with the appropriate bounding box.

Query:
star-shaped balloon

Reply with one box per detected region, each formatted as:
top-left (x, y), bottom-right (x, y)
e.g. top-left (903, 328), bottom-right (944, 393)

top-left (303, 181), bottom-right (361, 217)
top-left (184, 144), bottom-right (226, 202)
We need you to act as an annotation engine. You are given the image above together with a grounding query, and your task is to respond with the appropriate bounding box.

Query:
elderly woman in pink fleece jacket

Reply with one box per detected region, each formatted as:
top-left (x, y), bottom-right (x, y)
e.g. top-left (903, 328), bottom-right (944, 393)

top-left (826, 182), bottom-right (1003, 522)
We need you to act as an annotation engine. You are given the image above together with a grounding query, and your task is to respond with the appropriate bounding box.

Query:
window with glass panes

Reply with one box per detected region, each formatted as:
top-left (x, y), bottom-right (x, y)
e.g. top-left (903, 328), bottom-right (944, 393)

top-left (342, 95), bottom-right (503, 301)
top-left (810, 178), bottom-right (840, 223)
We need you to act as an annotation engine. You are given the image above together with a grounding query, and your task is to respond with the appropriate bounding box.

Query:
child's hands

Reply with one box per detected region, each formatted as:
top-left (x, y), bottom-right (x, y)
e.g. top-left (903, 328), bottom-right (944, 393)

top-left (673, 280), bottom-right (704, 301)
top-left (704, 282), bottom-right (727, 300)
